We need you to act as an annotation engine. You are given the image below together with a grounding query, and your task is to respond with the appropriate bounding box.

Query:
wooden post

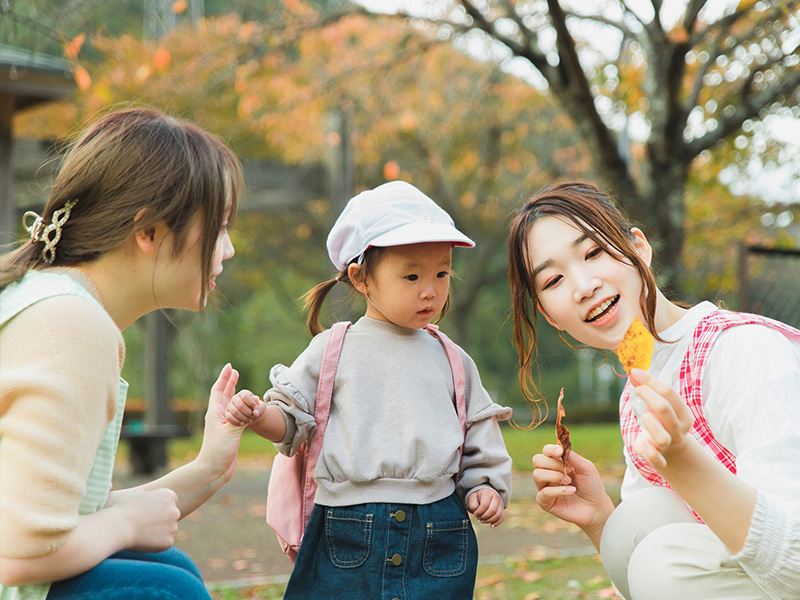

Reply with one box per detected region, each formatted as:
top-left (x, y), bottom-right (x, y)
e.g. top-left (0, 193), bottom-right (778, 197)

top-left (126, 310), bottom-right (176, 475)
top-left (325, 110), bottom-right (354, 219)
top-left (325, 110), bottom-right (357, 321)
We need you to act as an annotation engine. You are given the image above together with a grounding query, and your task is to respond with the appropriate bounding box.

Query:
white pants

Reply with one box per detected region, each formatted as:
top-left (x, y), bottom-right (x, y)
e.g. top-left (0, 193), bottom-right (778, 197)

top-left (599, 487), bottom-right (769, 600)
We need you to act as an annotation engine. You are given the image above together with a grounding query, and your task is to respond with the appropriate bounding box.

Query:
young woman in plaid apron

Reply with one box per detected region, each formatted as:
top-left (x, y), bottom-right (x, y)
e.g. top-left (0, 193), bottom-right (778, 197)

top-left (508, 182), bottom-right (800, 600)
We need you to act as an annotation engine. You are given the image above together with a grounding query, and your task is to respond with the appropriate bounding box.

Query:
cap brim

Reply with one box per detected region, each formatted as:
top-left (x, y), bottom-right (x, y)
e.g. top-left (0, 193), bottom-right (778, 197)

top-left (368, 222), bottom-right (475, 250)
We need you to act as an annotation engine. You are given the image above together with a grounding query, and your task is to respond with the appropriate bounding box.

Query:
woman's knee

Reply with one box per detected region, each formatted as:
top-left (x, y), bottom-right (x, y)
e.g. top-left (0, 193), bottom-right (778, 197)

top-left (626, 523), bottom-right (726, 600)
top-left (600, 487), bottom-right (696, 596)
top-left (48, 550), bottom-right (211, 600)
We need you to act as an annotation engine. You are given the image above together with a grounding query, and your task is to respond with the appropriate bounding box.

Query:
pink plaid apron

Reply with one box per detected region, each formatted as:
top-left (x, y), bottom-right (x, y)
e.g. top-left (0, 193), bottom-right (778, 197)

top-left (621, 310), bottom-right (800, 493)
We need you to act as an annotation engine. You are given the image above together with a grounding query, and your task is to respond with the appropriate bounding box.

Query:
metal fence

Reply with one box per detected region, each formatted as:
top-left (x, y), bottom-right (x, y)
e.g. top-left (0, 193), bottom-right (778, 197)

top-left (739, 244), bottom-right (800, 329)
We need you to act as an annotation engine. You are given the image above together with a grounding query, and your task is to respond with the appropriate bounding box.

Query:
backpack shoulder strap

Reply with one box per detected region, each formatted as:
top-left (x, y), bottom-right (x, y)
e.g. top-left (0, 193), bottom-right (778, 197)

top-left (425, 324), bottom-right (467, 435)
top-left (304, 321), bottom-right (351, 495)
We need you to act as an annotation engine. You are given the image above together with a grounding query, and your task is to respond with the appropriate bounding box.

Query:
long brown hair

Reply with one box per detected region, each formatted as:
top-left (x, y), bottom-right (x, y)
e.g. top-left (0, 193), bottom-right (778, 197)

top-left (0, 107), bottom-right (244, 301)
top-left (303, 245), bottom-right (452, 337)
top-left (508, 182), bottom-right (660, 425)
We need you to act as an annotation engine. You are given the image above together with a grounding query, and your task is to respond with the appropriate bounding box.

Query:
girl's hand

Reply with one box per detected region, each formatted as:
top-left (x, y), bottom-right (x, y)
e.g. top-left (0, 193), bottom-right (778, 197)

top-left (467, 488), bottom-right (505, 527)
top-left (629, 368), bottom-right (695, 470)
top-left (111, 488), bottom-right (180, 552)
top-left (226, 390), bottom-right (266, 427)
top-left (532, 445), bottom-right (614, 547)
top-left (196, 363), bottom-right (245, 484)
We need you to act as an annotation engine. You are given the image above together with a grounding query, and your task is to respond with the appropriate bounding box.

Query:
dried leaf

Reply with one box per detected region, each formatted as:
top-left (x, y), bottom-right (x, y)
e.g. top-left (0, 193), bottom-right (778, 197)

top-left (616, 317), bottom-right (654, 374)
top-left (555, 387), bottom-right (571, 474)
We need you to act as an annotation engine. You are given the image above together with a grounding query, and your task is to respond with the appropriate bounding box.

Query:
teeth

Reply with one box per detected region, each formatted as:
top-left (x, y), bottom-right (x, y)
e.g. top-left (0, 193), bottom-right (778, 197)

top-left (587, 298), bottom-right (614, 321)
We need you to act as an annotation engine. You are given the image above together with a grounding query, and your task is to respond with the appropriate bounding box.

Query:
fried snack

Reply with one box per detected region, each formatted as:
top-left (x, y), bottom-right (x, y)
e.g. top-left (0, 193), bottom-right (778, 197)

top-left (555, 387), bottom-right (571, 474)
top-left (616, 316), bottom-right (654, 374)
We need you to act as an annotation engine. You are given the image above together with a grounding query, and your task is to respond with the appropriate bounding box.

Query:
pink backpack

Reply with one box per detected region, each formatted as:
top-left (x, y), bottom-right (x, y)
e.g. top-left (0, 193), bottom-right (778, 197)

top-left (265, 321), bottom-right (467, 562)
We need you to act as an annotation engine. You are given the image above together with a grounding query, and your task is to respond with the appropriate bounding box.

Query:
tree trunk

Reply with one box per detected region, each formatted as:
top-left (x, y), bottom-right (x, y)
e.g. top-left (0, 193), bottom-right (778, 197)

top-left (640, 160), bottom-right (690, 295)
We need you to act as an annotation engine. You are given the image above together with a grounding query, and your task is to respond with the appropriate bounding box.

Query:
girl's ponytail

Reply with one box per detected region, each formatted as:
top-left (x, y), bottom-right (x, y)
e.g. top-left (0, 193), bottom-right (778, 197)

top-left (303, 269), bottom-right (349, 337)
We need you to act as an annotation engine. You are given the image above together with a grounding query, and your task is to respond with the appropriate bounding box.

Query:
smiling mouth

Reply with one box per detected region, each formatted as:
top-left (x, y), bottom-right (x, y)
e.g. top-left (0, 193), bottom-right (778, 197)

top-left (585, 295), bottom-right (619, 322)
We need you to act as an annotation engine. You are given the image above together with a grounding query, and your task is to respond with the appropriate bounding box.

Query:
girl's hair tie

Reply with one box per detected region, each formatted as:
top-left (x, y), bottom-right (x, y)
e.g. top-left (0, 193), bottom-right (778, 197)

top-left (23, 199), bottom-right (78, 264)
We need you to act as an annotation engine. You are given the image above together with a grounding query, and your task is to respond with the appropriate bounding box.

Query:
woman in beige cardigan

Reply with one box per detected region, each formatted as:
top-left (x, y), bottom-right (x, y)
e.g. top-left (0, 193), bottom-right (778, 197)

top-left (0, 107), bottom-right (247, 600)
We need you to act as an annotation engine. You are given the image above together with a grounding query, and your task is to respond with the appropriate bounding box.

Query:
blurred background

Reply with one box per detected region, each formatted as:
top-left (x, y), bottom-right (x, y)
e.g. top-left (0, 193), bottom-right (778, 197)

top-left (2, 0), bottom-right (799, 456)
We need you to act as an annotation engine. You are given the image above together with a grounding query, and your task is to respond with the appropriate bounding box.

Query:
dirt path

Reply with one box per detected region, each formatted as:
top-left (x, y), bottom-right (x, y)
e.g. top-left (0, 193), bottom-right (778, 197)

top-left (115, 461), bottom-right (598, 586)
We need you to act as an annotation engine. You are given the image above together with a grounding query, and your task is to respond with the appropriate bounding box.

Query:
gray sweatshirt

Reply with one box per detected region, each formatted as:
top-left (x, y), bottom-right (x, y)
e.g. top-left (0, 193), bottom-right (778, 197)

top-left (265, 317), bottom-right (513, 508)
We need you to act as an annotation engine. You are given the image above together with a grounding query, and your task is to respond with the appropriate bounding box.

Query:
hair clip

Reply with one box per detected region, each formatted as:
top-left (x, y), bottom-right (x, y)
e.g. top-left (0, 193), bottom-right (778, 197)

top-left (23, 199), bottom-right (78, 264)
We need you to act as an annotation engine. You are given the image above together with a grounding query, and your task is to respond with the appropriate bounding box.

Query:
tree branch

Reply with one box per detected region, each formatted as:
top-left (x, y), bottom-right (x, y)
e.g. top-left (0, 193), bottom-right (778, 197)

top-left (617, 0), bottom-right (649, 31)
top-left (687, 31), bottom-right (724, 111)
top-left (457, 0), bottom-right (555, 79)
top-left (544, 0), bottom-right (637, 194)
top-left (562, 10), bottom-right (638, 41)
top-left (649, 0), bottom-right (664, 31)
top-left (681, 0), bottom-right (707, 33)
top-left (499, 0), bottom-right (540, 43)
top-left (689, 5), bottom-right (750, 46)
top-left (686, 68), bottom-right (800, 156)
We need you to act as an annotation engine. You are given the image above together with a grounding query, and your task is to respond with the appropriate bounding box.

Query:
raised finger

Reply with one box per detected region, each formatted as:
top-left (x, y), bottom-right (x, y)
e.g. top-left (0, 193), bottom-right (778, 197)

top-left (631, 368), bottom-right (692, 421)
top-left (532, 451), bottom-right (565, 473)
top-left (211, 363), bottom-right (233, 393)
top-left (536, 484), bottom-right (576, 507)
top-left (640, 411), bottom-right (672, 449)
top-left (532, 466), bottom-right (571, 491)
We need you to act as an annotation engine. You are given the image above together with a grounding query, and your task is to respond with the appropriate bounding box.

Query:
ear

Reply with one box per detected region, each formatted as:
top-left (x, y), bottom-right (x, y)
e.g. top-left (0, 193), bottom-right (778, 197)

top-left (133, 208), bottom-right (164, 256)
top-left (537, 301), bottom-right (563, 330)
top-left (348, 263), bottom-right (368, 295)
top-left (630, 228), bottom-right (652, 267)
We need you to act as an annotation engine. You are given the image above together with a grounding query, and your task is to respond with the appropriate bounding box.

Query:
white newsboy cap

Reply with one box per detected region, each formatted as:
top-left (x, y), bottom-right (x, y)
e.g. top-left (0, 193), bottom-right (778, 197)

top-left (326, 181), bottom-right (475, 271)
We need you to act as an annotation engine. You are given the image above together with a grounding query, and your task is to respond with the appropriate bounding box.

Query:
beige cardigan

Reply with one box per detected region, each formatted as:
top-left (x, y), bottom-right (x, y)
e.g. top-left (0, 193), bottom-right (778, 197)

top-left (0, 285), bottom-right (124, 558)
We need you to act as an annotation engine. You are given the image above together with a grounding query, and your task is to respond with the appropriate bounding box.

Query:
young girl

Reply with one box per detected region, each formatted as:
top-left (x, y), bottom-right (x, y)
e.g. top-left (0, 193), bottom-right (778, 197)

top-left (0, 108), bottom-right (249, 600)
top-left (508, 182), bottom-right (800, 600)
top-left (226, 181), bottom-right (513, 599)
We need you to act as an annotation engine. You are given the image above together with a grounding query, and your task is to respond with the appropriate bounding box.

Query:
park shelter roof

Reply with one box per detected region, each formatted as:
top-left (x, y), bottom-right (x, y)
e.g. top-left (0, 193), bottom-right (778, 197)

top-left (0, 44), bottom-right (73, 110)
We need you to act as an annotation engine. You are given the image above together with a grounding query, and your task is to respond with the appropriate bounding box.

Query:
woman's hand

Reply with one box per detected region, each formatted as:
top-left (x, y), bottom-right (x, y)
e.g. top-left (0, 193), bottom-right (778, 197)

top-left (629, 368), bottom-right (695, 470)
top-left (128, 364), bottom-right (252, 521)
top-left (111, 488), bottom-right (181, 552)
top-left (532, 445), bottom-right (615, 549)
top-left (196, 363), bottom-right (246, 484)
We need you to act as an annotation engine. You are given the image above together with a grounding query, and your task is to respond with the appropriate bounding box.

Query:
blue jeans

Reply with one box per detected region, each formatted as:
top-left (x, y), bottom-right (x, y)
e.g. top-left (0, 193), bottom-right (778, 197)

top-left (47, 547), bottom-right (210, 600)
top-left (284, 492), bottom-right (478, 600)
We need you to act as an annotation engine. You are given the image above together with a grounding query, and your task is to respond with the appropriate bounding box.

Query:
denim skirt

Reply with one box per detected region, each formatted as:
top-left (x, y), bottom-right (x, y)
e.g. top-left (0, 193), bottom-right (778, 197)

top-left (283, 491), bottom-right (478, 600)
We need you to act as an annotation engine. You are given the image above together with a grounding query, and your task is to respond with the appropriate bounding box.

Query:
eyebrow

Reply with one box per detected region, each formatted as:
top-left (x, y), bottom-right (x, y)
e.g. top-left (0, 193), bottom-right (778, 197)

top-left (402, 259), bottom-right (452, 270)
top-left (531, 233), bottom-right (589, 277)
